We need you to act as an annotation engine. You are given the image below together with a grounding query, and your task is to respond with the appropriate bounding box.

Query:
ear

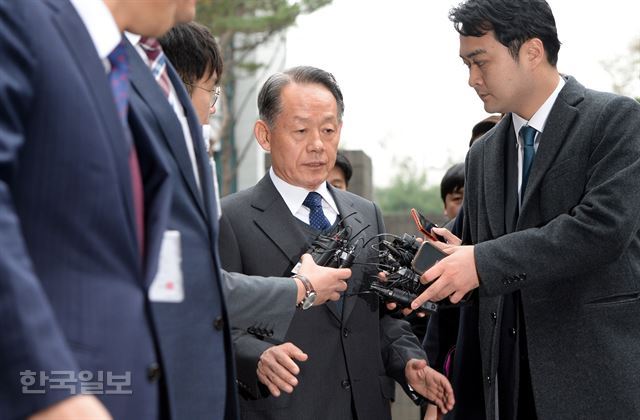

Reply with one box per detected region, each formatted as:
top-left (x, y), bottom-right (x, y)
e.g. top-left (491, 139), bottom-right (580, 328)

top-left (523, 37), bottom-right (545, 68)
top-left (254, 120), bottom-right (271, 152)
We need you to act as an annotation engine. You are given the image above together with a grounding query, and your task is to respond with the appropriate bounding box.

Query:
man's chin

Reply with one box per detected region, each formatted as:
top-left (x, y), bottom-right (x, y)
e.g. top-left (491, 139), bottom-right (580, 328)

top-left (175, 6), bottom-right (196, 24)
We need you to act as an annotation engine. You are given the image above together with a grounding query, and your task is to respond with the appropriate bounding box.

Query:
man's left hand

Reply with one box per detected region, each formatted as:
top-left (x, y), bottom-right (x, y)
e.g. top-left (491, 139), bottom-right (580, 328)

top-left (405, 359), bottom-right (455, 414)
top-left (412, 245), bottom-right (479, 309)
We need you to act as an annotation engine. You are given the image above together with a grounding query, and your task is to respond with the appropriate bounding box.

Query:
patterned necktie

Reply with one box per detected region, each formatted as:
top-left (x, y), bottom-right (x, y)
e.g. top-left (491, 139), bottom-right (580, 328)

top-left (107, 40), bottom-right (145, 257)
top-left (303, 192), bottom-right (331, 231)
top-left (107, 41), bottom-right (130, 123)
top-left (520, 125), bottom-right (538, 198)
top-left (138, 36), bottom-right (171, 98)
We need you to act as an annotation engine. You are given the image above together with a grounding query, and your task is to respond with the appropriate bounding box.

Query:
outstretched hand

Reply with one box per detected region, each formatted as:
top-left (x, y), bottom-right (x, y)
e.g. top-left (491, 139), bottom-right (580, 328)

top-left (405, 359), bottom-right (455, 414)
top-left (381, 226), bottom-right (465, 317)
top-left (412, 245), bottom-right (478, 310)
top-left (297, 254), bottom-right (350, 305)
top-left (257, 342), bottom-right (309, 397)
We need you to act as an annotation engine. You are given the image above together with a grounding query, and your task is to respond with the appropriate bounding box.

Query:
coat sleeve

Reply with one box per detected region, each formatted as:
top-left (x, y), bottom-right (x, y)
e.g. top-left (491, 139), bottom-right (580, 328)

top-left (218, 209), bottom-right (289, 398)
top-left (0, 3), bottom-right (80, 417)
top-left (232, 329), bottom-right (276, 399)
top-left (222, 270), bottom-right (297, 341)
top-left (475, 95), bottom-right (640, 296)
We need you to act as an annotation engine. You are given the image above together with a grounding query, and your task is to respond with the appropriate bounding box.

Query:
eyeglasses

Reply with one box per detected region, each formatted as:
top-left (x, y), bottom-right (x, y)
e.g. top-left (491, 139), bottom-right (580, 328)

top-left (187, 84), bottom-right (221, 108)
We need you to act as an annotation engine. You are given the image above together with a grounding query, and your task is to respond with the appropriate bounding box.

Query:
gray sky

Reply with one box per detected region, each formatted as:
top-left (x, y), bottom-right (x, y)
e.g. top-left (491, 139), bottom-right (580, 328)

top-left (285, 0), bottom-right (640, 187)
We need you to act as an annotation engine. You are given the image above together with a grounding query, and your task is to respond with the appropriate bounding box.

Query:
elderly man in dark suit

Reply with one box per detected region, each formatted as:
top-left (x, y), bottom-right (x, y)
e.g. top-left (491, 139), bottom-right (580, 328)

top-left (219, 66), bottom-right (454, 419)
top-left (0, 0), bottom-right (181, 418)
top-left (416, 0), bottom-right (640, 419)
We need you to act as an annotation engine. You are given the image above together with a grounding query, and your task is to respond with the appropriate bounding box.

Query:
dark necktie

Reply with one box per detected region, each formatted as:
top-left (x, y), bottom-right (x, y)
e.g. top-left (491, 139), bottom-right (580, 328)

top-left (108, 40), bottom-right (145, 257)
top-left (138, 36), bottom-right (171, 98)
top-left (520, 125), bottom-right (537, 198)
top-left (303, 192), bottom-right (331, 231)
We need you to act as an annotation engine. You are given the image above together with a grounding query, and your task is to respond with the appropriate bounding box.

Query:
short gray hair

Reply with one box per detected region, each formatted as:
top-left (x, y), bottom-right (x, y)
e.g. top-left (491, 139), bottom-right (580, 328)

top-left (257, 66), bottom-right (345, 127)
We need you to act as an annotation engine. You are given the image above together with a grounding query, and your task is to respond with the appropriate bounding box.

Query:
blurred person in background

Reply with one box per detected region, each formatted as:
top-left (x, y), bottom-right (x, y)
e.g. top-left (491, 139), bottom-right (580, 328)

top-left (327, 150), bottom-right (353, 190)
top-left (440, 163), bottom-right (465, 222)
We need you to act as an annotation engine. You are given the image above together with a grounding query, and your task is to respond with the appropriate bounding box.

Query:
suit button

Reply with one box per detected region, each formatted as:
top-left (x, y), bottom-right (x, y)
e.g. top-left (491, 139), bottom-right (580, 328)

top-left (343, 328), bottom-right (350, 337)
top-left (486, 376), bottom-right (492, 386)
top-left (213, 316), bottom-right (224, 331)
top-left (147, 363), bottom-right (161, 382)
top-left (341, 379), bottom-right (351, 389)
top-left (490, 312), bottom-right (497, 323)
top-left (511, 328), bottom-right (517, 336)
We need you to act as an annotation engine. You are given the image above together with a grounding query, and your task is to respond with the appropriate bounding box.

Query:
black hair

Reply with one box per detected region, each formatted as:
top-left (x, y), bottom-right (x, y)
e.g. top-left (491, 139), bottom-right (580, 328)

top-left (440, 163), bottom-right (465, 203)
top-left (470, 114), bottom-right (501, 146)
top-left (159, 22), bottom-right (224, 95)
top-left (333, 151), bottom-right (353, 187)
top-left (449, 0), bottom-right (561, 66)
top-left (257, 66), bottom-right (344, 128)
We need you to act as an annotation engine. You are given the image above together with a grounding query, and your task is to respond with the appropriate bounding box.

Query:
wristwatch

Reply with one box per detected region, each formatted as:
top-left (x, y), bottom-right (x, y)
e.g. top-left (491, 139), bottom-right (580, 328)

top-left (293, 274), bottom-right (317, 310)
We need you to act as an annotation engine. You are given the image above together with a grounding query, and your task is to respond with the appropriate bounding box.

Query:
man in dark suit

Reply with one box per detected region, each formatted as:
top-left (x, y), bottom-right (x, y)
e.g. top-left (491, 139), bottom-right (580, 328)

top-left (219, 66), bottom-right (454, 419)
top-left (415, 0), bottom-right (640, 418)
top-left (0, 0), bottom-right (181, 418)
top-left (125, 17), bottom-right (351, 419)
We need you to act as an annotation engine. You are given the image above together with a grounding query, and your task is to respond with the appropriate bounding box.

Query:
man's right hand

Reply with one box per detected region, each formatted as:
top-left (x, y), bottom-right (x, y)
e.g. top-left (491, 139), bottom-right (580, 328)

top-left (29, 395), bottom-right (111, 420)
top-left (296, 254), bottom-right (350, 305)
top-left (257, 342), bottom-right (308, 397)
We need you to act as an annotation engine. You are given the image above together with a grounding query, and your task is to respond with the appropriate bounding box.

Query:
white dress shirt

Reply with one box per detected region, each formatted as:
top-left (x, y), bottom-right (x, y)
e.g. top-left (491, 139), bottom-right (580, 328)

top-left (269, 168), bottom-right (339, 226)
top-left (512, 75), bottom-right (566, 201)
top-left (69, 0), bottom-right (120, 71)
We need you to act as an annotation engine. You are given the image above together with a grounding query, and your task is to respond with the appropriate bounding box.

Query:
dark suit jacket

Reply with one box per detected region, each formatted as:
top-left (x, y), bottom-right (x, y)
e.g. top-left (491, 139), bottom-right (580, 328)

top-left (0, 1), bottom-right (172, 419)
top-left (127, 41), bottom-right (299, 419)
top-left (461, 76), bottom-right (640, 419)
top-left (219, 175), bottom-right (426, 420)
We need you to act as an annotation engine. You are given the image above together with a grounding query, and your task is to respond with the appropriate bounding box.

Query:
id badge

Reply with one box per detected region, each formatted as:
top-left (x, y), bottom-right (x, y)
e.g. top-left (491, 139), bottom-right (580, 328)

top-left (149, 230), bottom-right (184, 302)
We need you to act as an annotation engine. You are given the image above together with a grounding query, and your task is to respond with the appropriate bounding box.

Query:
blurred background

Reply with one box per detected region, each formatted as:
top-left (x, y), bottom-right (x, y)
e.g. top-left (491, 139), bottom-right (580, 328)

top-left (196, 0), bottom-right (640, 224)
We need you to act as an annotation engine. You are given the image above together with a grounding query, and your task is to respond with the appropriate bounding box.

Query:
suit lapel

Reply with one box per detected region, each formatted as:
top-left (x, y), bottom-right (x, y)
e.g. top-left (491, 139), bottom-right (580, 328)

top-left (482, 115), bottom-right (510, 239)
top-left (48, 0), bottom-right (139, 264)
top-left (166, 62), bottom-right (225, 286)
top-left (330, 187), bottom-right (366, 322)
top-left (128, 107), bottom-right (172, 287)
top-left (519, 77), bottom-right (581, 218)
top-left (126, 41), bottom-right (208, 219)
top-left (175, 62), bottom-right (220, 232)
top-left (251, 176), bottom-right (309, 269)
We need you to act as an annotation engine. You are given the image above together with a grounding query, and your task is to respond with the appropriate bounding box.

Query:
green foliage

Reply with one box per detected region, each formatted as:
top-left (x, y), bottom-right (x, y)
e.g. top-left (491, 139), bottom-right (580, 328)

top-left (374, 161), bottom-right (444, 216)
top-left (194, 0), bottom-right (333, 195)
top-left (197, 0), bottom-right (331, 55)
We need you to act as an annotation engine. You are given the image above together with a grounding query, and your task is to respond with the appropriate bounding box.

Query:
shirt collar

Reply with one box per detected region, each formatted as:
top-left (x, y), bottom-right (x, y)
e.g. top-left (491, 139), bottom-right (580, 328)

top-left (69, 0), bottom-right (121, 64)
top-left (512, 75), bottom-right (566, 140)
top-left (269, 167), bottom-right (339, 215)
top-left (125, 32), bottom-right (141, 46)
